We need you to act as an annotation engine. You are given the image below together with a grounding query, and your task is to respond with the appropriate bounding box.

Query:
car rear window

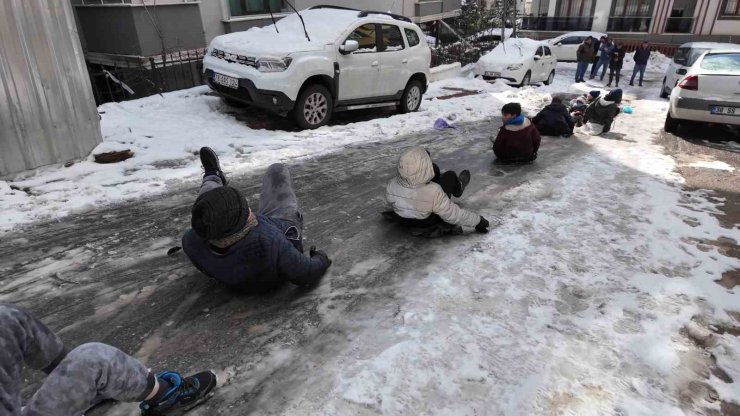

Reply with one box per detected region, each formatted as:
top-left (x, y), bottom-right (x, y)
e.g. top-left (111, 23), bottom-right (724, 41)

top-left (700, 53), bottom-right (740, 74)
top-left (405, 28), bottom-right (420, 47)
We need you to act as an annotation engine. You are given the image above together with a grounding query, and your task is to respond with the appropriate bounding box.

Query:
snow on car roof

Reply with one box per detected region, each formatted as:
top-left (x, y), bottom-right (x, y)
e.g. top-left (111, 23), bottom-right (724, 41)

top-left (677, 42), bottom-right (740, 49)
top-left (212, 9), bottom-right (378, 56)
top-left (552, 31), bottom-right (607, 38)
top-left (478, 37), bottom-right (545, 64)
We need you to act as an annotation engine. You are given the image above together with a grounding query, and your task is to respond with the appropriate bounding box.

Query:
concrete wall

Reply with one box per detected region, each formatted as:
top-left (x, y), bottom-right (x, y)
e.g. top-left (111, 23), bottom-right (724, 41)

top-left (199, 0), bottom-right (226, 43)
top-left (0, 0), bottom-right (102, 175)
top-left (75, 3), bottom-right (205, 56)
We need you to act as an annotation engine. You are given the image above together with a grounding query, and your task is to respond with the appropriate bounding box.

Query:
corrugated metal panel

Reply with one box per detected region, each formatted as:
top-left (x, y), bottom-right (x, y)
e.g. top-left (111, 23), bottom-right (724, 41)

top-left (0, 0), bottom-right (102, 176)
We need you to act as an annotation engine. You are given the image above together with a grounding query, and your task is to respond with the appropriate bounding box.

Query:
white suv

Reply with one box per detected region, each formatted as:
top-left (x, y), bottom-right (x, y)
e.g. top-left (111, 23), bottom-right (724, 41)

top-left (203, 6), bottom-right (431, 129)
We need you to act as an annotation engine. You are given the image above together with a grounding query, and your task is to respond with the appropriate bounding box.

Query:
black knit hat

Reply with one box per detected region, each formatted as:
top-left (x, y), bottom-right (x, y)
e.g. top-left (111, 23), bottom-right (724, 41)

top-left (191, 187), bottom-right (249, 240)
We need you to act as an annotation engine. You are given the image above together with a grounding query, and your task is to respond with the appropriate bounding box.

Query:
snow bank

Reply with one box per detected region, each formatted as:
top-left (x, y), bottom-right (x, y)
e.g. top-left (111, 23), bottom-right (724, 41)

top-left (430, 63), bottom-right (462, 82)
top-left (623, 50), bottom-right (672, 73)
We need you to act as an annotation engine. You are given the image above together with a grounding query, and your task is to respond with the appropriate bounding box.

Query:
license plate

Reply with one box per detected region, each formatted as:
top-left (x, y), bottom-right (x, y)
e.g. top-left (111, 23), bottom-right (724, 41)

top-left (710, 105), bottom-right (739, 116)
top-left (213, 73), bottom-right (238, 89)
top-left (485, 71), bottom-right (501, 77)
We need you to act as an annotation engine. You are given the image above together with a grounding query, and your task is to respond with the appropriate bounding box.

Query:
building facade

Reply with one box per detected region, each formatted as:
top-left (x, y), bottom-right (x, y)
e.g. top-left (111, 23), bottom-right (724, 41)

top-left (522, 0), bottom-right (740, 44)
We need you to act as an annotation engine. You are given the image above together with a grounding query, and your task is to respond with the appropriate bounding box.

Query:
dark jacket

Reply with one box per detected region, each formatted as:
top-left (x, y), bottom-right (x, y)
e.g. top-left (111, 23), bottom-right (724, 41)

top-left (493, 118), bottom-right (541, 161)
top-left (533, 103), bottom-right (575, 136)
top-left (584, 97), bottom-right (620, 132)
top-left (577, 42), bottom-right (595, 62)
top-left (182, 215), bottom-right (330, 292)
top-left (609, 47), bottom-right (626, 69)
top-left (633, 46), bottom-right (651, 65)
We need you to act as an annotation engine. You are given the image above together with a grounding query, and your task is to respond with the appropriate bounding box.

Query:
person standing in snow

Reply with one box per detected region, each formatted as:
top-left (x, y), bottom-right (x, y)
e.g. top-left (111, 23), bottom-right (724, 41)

top-left (533, 96), bottom-right (575, 137)
top-left (575, 37), bottom-right (594, 83)
top-left (583, 88), bottom-right (623, 134)
top-left (182, 147), bottom-right (331, 292)
top-left (607, 42), bottom-right (626, 87)
top-left (0, 303), bottom-right (217, 416)
top-left (630, 41), bottom-right (651, 86)
top-left (492, 103), bottom-right (542, 162)
top-left (385, 147), bottom-right (490, 235)
top-left (591, 36), bottom-right (613, 80)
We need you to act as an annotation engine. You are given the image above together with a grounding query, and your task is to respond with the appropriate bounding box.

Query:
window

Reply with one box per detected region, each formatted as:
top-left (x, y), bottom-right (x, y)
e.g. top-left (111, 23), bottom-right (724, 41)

top-left (665, 0), bottom-right (696, 32)
top-left (700, 53), bottom-right (740, 73)
top-left (535, 47), bottom-right (544, 56)
top-left (229, 0), bottom-right (282, 16)
top-left (405, 28), bottom-right (420, 47)
top-left (347, 24), bottom-right (377, 53)
top-left (721, 0), bottom-right (740, 16)
top-left (608, 0), bottom-right (655, 31)
top-left (558, 36), bottom-right (583, 45)
top-left (556, 0), bottom-right (596, 16)
top-left (544, 46), bottom-right (552, 55)
top-left (382, 25), bottom-right (405, 51)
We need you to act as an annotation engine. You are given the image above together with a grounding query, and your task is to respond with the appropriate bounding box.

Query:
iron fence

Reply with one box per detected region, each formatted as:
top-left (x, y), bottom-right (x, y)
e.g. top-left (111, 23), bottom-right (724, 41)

top-left (88, 49), bottom-right (207, 105)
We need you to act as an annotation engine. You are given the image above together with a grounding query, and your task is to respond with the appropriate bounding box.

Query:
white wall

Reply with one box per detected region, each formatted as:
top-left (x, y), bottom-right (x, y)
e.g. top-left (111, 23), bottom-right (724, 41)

top-left (592, 0), bottom-right (612, 32)
top-left (711, 19), bottom-right (740, 36)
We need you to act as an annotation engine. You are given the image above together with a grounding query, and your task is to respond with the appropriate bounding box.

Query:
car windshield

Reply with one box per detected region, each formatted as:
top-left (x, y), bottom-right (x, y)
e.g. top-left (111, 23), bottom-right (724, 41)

top-left (700, 53), bottom-right (740, 74)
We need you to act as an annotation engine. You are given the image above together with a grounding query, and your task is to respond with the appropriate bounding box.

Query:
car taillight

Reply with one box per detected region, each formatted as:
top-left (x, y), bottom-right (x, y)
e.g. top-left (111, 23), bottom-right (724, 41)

top-left (678, 75), bottom-right (698, 90)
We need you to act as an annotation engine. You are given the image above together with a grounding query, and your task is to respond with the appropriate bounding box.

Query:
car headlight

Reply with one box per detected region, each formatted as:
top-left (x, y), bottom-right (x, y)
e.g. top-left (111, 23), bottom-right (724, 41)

top-left (256, 57), bottom-right (292, 72)
top-left (506, 63), bottom-right (523, 70)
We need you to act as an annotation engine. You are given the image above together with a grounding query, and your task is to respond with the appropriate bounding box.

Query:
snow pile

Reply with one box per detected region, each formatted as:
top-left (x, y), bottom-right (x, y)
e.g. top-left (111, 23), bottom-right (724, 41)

top-left (623, 50), bottom-right (672, 73)
top-left (210, 8), bottom-right (364, 55)
top-left (689, 160), bottom-right (736, 171)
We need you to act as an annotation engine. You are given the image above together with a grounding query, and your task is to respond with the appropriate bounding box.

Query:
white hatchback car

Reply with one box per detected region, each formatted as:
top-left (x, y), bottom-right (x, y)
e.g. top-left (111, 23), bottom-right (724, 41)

top-left (660, 42), bottom-right (740, 98)
top-left (544, 31), bottom-right (607, 62)
top-left (475, 38), bottom-right (557, 86)
top-left (665, 50), bottom-right (740, 132)
top-left (204, 7), bottom-right (431, 129)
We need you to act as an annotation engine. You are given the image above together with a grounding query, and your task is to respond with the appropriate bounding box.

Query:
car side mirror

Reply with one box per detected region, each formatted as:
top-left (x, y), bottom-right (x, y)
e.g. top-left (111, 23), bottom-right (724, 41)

top-left (340, 40), bottom-right (359, 55)
top-left (676, 68), bottom-right (687, 75)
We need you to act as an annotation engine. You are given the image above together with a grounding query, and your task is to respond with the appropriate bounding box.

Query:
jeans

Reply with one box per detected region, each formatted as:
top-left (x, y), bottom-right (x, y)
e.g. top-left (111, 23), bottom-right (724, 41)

top-left (608, 67), bottom-right (621, 85)
top-left (590, 58), bottom-right (609, 78)
top-left (0, 304), bottom-right (151, 416)
top-left (575, 61), bottom-right (589, 81)
top-left (199, 163), bottom-right (304, 245)
top-left (631, 64), bottom-right (647, 84)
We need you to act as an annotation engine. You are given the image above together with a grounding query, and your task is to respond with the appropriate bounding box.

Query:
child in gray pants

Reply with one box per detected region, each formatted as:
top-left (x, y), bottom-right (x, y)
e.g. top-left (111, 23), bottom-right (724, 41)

top-left (0, 304), bottom-right (216, 415)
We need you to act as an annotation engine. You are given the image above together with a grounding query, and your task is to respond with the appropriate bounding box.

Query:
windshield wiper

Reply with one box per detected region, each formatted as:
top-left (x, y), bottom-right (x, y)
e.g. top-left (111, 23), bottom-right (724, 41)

top-left (282, 0), bottom-right (311, 42)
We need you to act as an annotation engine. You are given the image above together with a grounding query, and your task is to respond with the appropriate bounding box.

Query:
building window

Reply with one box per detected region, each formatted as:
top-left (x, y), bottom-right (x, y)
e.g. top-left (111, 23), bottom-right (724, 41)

top-left (665, 0), bottom-right (696, 32)
top-left (556, 0), bottom-right (596, 16)
top-left (721, 0), bottom-right (740, 16)
top-left (229, 0), bottom-right (282, 16)
top-left (608, 0), bottom-right (654, 31)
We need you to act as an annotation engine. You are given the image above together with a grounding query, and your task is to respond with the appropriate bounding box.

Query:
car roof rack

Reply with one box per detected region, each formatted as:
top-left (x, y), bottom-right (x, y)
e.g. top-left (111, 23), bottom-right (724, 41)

top-left (309, 5), bottom-right (359, 11)
top-left (357, 10), bottom-right (412, 23)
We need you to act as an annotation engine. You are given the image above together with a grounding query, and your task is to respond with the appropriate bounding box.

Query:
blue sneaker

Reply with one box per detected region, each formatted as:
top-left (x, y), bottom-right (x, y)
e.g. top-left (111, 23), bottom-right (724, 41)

top-left (140, 370), bottom-right (217, 415)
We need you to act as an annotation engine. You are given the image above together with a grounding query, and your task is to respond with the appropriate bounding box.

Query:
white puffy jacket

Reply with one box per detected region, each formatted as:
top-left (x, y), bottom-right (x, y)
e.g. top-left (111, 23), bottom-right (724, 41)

top-left (385, 147), bottom-right (480, 228)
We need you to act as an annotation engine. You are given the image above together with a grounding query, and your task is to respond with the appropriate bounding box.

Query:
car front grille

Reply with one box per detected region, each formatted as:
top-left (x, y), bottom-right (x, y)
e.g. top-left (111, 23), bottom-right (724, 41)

top-left (210, 48), bottom-right (257, 68)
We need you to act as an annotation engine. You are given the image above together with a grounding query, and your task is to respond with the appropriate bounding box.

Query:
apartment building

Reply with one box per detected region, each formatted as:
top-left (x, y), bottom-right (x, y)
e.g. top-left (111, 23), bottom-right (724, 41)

top-left (522, 0), bottom-right (740, 44)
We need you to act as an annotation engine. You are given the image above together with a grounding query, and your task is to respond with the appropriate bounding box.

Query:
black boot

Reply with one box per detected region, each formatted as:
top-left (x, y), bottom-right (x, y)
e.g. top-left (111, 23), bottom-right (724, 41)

top-left (199, 147), bottom-right (227, 186)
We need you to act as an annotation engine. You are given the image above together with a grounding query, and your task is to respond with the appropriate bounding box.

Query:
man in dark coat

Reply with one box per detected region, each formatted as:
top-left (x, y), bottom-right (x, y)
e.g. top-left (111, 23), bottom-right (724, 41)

top-left (607, 42), bottom-right (626, 87)
top-left (630, 41), bottom-right (651, 86)
top-left (533, 96), bottom-right (575, 137)
top-left (575, 37), bottom-right (594, 83)
top-left (492, 102), bottom-right (541, 163)
top-left (584, 88), bottom-right (622, 134)
top-left (182, 147), bottom-right (332, 292)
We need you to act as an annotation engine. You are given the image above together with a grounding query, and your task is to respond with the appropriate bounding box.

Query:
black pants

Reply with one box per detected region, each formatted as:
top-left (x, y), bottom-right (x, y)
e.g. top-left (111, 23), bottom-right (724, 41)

top-left (432, 163), bottom-right (463, 198)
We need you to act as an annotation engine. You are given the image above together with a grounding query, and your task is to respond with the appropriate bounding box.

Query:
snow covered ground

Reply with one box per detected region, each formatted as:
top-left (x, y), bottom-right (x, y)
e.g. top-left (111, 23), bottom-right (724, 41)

top-left (2, 54), bottom-right (739, 414)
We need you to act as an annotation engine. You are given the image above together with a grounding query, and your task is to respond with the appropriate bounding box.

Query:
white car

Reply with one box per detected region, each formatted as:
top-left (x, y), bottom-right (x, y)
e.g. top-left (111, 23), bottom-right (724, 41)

top-left (660, 41), bottom-right (740, 98)
top-left (544, 31), bottom-right (606, 62)
top-left (203, 7), bottom-right (431, 129)
top-left (474, 38), bottom-right (557, 86)
top-left (665, 50), bottom-right (740, 132)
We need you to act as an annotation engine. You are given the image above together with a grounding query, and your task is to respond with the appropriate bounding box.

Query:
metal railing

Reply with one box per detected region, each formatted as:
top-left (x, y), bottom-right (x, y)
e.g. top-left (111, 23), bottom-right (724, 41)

top-left (520, 16), bottom-right (595, 31)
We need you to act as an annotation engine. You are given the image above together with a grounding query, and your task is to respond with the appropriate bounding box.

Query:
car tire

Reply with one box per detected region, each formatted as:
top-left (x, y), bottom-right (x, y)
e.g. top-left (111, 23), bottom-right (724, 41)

top-left (543, 70), bottom-right (555, 85)
top-left (659, 77), bottom-right (669, 98)
top-left (399, 79), bottom-right (424, 113)
top-left (519, 71), bottom-right (531, 87)
top-left (664, 112), bottom-right (679, 133)
top-left (293, 84), bottom-right (333, 129)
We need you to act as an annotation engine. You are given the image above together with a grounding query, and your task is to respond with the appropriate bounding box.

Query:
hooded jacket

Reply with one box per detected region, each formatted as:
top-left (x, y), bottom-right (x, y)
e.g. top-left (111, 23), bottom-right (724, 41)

top-left (493, 117), bottom-right (541, 161)
top-left (385, 147), bottom-right (480, 228)
top-left (533, 103), bottom-right (575, 136)
top-left (584, 95), bottom-right (621, 132)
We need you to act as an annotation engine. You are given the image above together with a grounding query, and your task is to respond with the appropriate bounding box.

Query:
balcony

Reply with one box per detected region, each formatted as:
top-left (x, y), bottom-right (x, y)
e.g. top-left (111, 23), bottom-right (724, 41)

top-left (607, 16), bottom-right (652, 32)
top-left (520, 16), bottom-right (594, 31)
top-left (664, 17), bottom-right (694, 33)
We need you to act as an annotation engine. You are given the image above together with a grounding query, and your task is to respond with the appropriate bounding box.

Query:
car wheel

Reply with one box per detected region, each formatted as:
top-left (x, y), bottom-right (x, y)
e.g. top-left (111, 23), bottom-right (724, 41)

top-left (519, 71), bottom-right (531, 87)
top-left (543, 70), bottom-right (555, 85)
top-left (664, 112), bottom-right (679, 133)
top-left (293, 84), bottom-right (333, 129)
top-left (659, 77), bottom-right (669, 98)
top-left (399, 79), bottom-right (423, 113)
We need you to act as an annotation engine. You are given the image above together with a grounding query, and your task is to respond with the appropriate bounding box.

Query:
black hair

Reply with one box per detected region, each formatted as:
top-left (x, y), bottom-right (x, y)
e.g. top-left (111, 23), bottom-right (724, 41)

top-left (501, 103), bottom-right (522, 116)
top-left (551, 96), bottom-right (563, 104)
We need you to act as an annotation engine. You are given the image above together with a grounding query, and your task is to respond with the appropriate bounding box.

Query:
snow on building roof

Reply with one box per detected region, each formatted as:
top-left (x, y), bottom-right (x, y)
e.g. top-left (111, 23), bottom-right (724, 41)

top-left (211, 8), bottom-right (367, 56)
